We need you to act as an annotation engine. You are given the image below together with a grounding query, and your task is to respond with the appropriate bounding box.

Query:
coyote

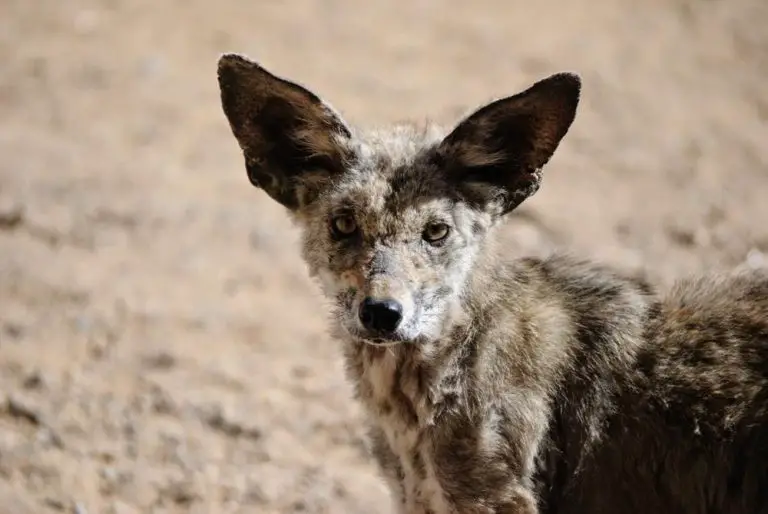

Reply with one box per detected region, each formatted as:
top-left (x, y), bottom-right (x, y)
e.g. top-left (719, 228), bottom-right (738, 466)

top-left (217, 54), bottom-right (768, 514)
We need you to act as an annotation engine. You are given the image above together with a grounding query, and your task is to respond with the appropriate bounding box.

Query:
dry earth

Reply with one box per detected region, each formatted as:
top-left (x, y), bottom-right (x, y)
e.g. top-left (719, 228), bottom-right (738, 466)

top-left (1, 1), bottom-right (767, 513)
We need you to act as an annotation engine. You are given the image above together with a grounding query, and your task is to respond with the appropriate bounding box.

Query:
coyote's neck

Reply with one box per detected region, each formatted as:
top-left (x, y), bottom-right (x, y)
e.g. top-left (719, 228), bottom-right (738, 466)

top-left (343, 327), bottom-right (475, 428)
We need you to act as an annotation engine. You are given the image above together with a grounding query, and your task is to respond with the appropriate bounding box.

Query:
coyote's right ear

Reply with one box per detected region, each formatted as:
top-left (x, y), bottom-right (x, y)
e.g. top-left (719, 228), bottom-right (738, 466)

top-left (218, 54), bottom-right (351, 210)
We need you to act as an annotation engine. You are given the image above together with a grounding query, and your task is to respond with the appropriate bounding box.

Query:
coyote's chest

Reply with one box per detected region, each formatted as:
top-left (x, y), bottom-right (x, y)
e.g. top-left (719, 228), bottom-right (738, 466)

top-left (356, 346), bottom-right (455, 514)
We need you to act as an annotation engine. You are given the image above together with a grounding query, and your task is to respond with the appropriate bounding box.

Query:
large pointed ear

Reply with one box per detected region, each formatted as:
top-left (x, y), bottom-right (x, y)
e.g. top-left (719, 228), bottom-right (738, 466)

top-left (217, 54), bottom-right (352, 210)
top-left (436, 73), bottom-right (581, 214)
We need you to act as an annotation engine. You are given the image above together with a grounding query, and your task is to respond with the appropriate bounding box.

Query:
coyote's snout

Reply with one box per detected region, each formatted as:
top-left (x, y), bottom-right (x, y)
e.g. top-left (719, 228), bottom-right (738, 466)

top-left (218, 54), bottom-right (768, 514)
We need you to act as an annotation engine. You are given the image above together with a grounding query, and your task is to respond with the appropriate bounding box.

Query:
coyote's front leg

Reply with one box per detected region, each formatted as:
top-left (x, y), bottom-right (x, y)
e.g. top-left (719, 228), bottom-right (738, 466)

top-left (428, 401), bottom-right (547, 514)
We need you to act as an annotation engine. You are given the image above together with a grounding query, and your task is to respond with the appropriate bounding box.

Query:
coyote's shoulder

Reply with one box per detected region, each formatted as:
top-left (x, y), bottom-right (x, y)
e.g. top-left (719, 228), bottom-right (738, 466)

top-left (218, 54), bottom-right (768, 514)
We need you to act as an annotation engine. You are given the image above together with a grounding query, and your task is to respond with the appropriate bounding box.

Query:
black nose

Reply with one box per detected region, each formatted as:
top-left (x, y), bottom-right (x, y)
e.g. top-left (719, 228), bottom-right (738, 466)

top-left (359, 297), bottom-right (403, 334)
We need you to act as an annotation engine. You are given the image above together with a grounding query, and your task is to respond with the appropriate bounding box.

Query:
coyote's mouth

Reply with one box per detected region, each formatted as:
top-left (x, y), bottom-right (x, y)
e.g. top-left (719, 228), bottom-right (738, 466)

top-left (359, 337), bottom-right (407, 348)
top-left (348, 324), bottom-right (411, 345)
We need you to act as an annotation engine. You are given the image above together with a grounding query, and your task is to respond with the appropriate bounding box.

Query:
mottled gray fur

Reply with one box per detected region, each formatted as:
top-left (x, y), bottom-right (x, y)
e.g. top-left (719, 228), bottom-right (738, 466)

top-left (217, 54), bottom-right (768, 514)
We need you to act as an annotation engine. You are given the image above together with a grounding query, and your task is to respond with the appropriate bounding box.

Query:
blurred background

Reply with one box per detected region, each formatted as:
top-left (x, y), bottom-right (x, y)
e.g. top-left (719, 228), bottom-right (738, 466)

top-left (0, 0), bottom-right (767, 513)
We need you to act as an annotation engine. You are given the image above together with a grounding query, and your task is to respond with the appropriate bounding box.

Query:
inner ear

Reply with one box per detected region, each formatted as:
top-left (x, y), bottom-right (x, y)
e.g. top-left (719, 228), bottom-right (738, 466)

top-left (436, 72), bottom-right (581, 213)
top-left (218, 54), bottom-right (352, 210)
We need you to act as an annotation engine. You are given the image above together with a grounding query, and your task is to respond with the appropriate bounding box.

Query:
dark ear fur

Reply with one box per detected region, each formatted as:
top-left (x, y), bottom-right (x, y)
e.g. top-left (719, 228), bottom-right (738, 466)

top-left (436, 72), bottom-right (581, 214)
top-left (217, 54), bottom-right (351, 209)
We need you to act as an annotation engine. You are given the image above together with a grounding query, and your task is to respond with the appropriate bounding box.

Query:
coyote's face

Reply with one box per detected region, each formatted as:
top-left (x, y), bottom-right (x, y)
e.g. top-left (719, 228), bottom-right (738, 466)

top-left (218, 54), bottom-right (580, 345)
top-left (295, 130), bottom-right (497, 344)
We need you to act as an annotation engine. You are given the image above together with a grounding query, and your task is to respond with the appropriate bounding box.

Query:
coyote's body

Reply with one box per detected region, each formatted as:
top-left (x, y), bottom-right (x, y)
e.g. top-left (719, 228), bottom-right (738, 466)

top-left (217, 54), bottom-right (768, 514)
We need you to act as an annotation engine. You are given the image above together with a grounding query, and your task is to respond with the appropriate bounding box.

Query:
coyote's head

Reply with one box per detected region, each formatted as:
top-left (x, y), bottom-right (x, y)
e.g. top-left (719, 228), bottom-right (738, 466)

top-left (218, 54), bottom-right (580, 345)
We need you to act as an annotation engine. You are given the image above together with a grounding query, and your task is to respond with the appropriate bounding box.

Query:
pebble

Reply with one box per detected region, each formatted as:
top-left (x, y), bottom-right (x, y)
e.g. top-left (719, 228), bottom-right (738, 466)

top-left (0, 201), bottom-right (24, 229)
top-left (73, 10), bottom-right (100, 35)
top-left (746, 248), bottom-right (767, 269)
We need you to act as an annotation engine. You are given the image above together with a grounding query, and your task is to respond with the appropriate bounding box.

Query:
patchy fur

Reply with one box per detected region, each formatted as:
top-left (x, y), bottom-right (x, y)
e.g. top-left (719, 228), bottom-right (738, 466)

top-left (218, 54), bottom-right (768, 514)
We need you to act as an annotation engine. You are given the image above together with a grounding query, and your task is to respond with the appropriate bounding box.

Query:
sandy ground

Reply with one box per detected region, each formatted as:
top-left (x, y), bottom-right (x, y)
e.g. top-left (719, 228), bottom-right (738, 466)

top-left (1, 1), bottom-right (767, 512)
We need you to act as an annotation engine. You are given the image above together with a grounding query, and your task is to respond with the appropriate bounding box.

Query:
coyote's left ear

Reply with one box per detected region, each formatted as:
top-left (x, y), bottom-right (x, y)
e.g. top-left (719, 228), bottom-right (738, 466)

top-left (436, 73), bottom-right (581, 214)
top-left (218, 54), bottom-right (352, 210)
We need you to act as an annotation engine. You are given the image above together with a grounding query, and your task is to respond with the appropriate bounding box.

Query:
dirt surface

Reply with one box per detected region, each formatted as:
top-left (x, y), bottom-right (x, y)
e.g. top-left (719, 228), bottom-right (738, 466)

top-left (1, 1), bottom-right (767, 512)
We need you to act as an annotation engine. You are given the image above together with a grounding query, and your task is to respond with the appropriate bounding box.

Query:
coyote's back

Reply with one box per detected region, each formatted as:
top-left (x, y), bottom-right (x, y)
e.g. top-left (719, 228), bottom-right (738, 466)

top-left (533, 263), bottom-right (768, 514)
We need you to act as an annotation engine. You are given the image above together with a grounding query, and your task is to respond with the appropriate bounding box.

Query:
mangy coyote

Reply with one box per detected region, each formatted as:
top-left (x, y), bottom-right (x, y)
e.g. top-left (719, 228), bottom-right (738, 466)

top-left (217, 54), bottom-right (768, 514)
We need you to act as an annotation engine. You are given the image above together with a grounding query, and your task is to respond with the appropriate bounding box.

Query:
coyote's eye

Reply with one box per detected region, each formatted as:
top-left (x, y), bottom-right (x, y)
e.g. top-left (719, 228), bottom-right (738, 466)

top-left (422, 222), bottom-right (450, 244)
top-left (330, 214), bottom-right (358, 238)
